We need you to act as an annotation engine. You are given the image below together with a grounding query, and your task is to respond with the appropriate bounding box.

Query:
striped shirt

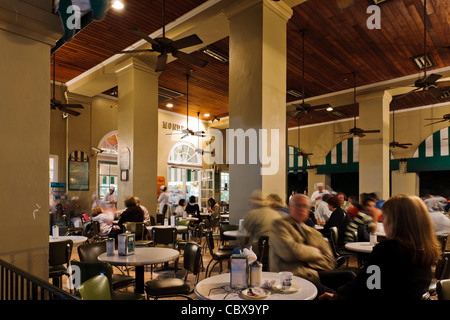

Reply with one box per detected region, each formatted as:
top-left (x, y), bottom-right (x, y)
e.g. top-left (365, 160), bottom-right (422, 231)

top-left (344, 211), bottom-right (375, 243)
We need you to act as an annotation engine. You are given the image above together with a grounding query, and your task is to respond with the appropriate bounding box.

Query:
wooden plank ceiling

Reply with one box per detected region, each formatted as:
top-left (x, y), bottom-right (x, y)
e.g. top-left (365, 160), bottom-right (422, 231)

top-left (52, 0), bottom-right (450, 127)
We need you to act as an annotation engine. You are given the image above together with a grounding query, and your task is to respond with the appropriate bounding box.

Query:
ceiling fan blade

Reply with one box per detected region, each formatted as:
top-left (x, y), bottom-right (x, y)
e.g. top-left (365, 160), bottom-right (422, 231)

top-left (62, 104), bottom-right (84, 109)
top-left (171, 34), bottom-right (203, 50)
top-left (59, 106), bottom-right (81, 116)
top-left (155, 53), bottom-right (168, 72)
top-left (115, 49), bottom-right (155, 54)
top-left (394, 88), bottom-right (421, 100)
top-left (172, 51), bottom-right (208, 67)
top-left (129, 28), bottom-right (160, 47)
top-left (361, 130), bottom-right (380, 133)
top-left (427, 86), bottom-right (443, 98)
top-left (422, 73), bottom-right (442, 85)
top-left (425, 119), bottom-right (447, 126)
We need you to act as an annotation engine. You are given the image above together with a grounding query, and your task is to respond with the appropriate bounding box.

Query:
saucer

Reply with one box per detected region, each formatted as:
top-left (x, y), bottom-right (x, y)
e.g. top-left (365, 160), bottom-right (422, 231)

top-left (272, 284), bottom-right (299, 294)
top-left (241, 288), bottom-right (271, 300)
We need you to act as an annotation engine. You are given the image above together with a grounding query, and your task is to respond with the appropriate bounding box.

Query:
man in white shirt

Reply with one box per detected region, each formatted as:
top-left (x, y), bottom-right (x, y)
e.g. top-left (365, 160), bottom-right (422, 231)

top-left (103, 186), bottom-right (117, 208)
top-left (310, 183), bottom-right (330, 207)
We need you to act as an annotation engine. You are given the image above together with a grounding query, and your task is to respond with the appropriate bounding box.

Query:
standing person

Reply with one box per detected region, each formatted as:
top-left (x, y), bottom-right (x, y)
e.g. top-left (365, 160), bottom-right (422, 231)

top-left (241, 190), bottom-right (281, 256)
top-left (320, 194), bottom-right (441, 300)
top-left (310, 183), bottom-right (330, 207)
top-left (269, 194), bottom-right (355, 293)
top-left (157, 186), bottom-right (170, 217)
top-left (103, 186), bottom-right (117, 208)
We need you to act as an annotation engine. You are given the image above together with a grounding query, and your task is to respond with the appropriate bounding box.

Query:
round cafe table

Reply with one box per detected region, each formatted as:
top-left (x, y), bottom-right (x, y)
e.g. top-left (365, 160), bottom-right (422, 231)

top-left (146, 225), bottom-right (188, 231)
top-left (49, 235), bottom-right (87, 244)
top-left (345, 242), bottom-right (374, 254)
top-left (194, 272), bottom-right (317, 300)
top-left (223, 230), bottom-right (247, 239)
top-left (98, 247), bottom-right (180, 294)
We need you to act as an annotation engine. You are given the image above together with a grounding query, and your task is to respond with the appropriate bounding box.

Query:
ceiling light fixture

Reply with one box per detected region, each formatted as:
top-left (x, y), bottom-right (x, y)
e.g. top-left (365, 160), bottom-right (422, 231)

top-left (204, 113), bottom-right (210, 117)
top-left (112, 1), bottom-right (124, 10)
top-left (326, 106), bottom-right (334, 111)
top-left (287, 89), bottom-right (303, 98)
top-left (201, 46), bottom-right (229, 63)
top-left (166, 103), bottom-right (173, 108)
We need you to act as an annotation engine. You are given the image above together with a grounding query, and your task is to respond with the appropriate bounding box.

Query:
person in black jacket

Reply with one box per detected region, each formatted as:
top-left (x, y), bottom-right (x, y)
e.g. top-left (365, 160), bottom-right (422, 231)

top-left (321, 195), bottom-right (350, 249)
top-left (319, 194), bottom-right (441, 300)
top-left (117, 196), bottom-right (144, 230)
top-left (185, 195), bottom-right (201, 223)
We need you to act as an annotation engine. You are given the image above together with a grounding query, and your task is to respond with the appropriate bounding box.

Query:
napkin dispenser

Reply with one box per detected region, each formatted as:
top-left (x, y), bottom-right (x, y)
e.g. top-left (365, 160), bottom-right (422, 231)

top-left (118, 232), bottom-right (135, 256)
top-left (230, 254), bottom-right (248, 289)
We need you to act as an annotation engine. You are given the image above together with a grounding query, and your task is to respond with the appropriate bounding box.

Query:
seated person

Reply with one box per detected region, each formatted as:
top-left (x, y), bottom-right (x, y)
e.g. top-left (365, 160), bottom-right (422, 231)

top-left (186, 195), bottom-right (201, 223)
top-left (321, 195), bottom-right (351, 249)
top-left (344, 197), bottom-right (380, 243)
top-left (174, 199), bottom-right (187, 217)
top-left (320, 194), bottom-right (441, 300)
top-left (117, 196), bottom-right (144, 230)
top-left (315, 194), bottom-right (332, 225)
top-left (91, 206), bottom-right (121, 239)
top-left (269, 194), bottom-right (355, 294)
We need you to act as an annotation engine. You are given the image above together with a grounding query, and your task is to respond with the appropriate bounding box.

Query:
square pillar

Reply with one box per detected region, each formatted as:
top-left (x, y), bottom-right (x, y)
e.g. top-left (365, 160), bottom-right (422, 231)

top-left (225, 0), bottom-right (293, 222)
top-left (116, 58), bottom-right (159, 213)
top-left (358, 91), bottom-right (392, 200)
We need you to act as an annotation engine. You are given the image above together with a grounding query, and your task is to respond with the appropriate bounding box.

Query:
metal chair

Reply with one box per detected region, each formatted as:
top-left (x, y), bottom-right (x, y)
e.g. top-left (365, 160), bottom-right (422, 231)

top-left (49, 239), bottom-right (73, 288)
top-left (144, 242), bottom-right (202, 300)
top-left (219, 223), bottom-right (238, 251)
top-left (77, 241), bottom-right (135, 290)
top-left (437, 279), bottom-right (450, 300)
top-left (77, 274), bottom-right (111, 300)
top-left (204, 230), bottom-right (233, 277)
top-left (329, 226), bottom-right (356, 267)
top-left (70, 260), bottom-right (145, 300)
top-left (151, 227), bottom-right (179, 274)
top-left (123, 222), bottom-right (153, 247)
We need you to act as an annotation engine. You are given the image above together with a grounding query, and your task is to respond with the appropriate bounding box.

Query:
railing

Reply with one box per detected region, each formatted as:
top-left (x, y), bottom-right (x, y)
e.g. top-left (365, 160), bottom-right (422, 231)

top-left (0, 259), bottom-right (79, 300)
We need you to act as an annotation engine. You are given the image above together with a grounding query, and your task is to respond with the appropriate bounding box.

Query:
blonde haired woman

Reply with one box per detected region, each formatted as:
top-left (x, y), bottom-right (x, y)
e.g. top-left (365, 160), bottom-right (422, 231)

top-left (320, 194), bottom-right (440, 300)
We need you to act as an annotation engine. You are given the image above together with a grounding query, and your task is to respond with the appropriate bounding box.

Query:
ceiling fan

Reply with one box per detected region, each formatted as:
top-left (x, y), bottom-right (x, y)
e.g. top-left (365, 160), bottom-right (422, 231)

top-left (394, 0), bottom-right (450, 101)
top-left (116, 0), bottom-right (208, 72)
top-left (424, 113), bottom-right (450, 127)
top-left (389, 107), bottom-right (412, 149)
top-left (50, 53), bottom-right (83, 116)
top-left (287, 30), bottom-right (334, 121)
top-left (335, 72), bottom-right (380, 138)
top-left (166, 72), bottom-right (206, 139)
top-left (292, 117), bottom-right (313, 157)
top-left (195, 112), bottom-right (214, 155)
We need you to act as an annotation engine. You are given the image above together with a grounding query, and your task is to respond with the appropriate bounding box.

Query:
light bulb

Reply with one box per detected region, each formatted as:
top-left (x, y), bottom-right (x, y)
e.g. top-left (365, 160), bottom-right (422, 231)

top-left (112, 1), bottom-right (124, 10)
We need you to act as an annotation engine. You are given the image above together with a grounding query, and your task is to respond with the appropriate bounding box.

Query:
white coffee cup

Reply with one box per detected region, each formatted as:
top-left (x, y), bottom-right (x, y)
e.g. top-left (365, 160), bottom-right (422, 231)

top-left (279, 271), bottom-right (293, 290)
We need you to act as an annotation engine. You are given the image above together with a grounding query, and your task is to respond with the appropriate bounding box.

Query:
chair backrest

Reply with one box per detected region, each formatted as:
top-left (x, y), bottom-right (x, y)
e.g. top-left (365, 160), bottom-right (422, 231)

top-left (152, 227), bottom-right (177, 248)
top-left (435, 252), bottom-right (450, 280)
top-left (77, 241), bottom-right (107, 262)
top-left (329, 227), bottom-right (339, 256)
top-left (437, 235), bottom-right (448, 254)
top-left (150, 216), bottom-right (156, 226)
top-left (49, 239), bottom-right (73, 266)
top-left (205, 229), bottom-right (215, 253)
top-left (78, 274), bottom-right (111, 300)
top-left (258, 236), bottom-right (270, 270)
top-left (437, 279), bottom-right (450, 300)
top-left (156, 213), bottom-right (165, 225)
top-left (196, 222), bottom-right (205, 244)
top-left (70, 259), bottom-right (113, 289)
top-left (123, 222), bottom-right (146, 240)
top-left (183, 242), bottom-right (202, 282)
top-left (177, 220), bottom-right (190, 234)
top-left (219, 223), bottom-right (238, 243)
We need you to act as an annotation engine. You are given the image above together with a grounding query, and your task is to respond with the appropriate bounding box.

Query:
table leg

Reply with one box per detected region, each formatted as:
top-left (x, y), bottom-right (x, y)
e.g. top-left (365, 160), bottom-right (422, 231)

top-left (135, 265), bottom-right (145, 294)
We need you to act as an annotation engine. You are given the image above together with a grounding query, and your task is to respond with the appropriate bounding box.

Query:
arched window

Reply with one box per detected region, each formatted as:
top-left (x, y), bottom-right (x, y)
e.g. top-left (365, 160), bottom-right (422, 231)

top-left (97, 131), bottom-right (118, 198)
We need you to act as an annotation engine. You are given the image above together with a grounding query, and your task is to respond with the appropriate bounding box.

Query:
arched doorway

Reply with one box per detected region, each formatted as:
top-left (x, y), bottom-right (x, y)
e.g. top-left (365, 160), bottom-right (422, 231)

top-left (167, 142), bottom-right (203, 205)
top-left (97, 131), bottom-right (118, 199)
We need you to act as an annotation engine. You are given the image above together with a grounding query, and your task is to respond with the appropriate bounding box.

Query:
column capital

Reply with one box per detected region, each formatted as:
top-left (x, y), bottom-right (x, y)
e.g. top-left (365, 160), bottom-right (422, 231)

top-left (66, 91), bottom-right (94, 105)
top-left (224, 0), bottom-right (293, 23)
top-left (358, 90), bottom-right (393, 105)
top-left (114, 57), bottom-right (160, 77)
top-left (0, 0), bottom-right (62, 45)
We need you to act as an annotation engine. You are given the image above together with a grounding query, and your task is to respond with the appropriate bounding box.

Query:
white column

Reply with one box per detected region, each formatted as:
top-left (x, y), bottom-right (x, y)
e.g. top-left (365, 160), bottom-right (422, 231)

top-left (116, 58), bottom-right (159, 213)
top-left (225, 0), bottom-right (292, 223)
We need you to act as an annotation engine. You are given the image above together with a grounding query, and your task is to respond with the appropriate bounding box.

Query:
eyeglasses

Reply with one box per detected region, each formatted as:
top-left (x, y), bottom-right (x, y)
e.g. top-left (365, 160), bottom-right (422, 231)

top-left (292, 203), bottom-right (310, 209)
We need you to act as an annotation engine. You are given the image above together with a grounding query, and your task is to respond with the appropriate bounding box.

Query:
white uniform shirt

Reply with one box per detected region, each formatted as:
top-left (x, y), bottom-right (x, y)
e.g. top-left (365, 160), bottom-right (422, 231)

top-left (310, 189), bottom-right (330, 206)
top-left (103, 192), bottom-right (116, 208)
top-left (158, 192), bottom-right (170, 215)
